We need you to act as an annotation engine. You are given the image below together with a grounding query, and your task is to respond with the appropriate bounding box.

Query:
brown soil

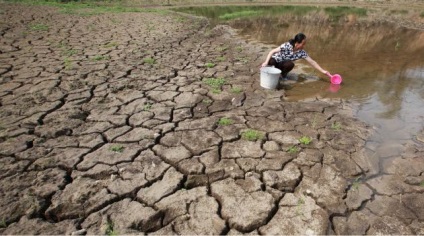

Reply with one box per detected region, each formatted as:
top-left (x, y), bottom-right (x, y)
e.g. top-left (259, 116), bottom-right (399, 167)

top-left (0, 2), bottom-right (423, 235)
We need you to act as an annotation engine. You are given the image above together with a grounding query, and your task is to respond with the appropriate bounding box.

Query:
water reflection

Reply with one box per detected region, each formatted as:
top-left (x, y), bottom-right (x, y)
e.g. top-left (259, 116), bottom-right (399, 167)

top-left (241, 16), bottom-right (424, 157)
top-left (175, 6), bottom-right (424, 157)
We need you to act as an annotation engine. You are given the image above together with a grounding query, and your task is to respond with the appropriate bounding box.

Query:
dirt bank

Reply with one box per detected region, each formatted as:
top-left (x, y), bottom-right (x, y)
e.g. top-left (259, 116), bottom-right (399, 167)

top-left (0, 2), bottom-right (423, 235)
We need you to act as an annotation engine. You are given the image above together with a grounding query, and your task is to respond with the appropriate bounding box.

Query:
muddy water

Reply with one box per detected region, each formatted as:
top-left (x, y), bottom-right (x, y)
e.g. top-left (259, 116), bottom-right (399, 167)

top-left (233, 18), bottom-right (424, 160)
top-left (175, 6), bottom-right (424, 165)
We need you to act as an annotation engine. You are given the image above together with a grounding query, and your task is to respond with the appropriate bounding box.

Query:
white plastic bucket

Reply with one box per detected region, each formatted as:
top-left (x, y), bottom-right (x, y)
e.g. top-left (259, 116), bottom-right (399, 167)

top-left (260, 67), bottom-right (281, 89)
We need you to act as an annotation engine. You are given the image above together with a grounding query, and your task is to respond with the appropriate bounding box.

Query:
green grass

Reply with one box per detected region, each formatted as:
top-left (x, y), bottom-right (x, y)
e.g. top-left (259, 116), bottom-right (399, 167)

top-left (105, 221), bottom-right (118, 236)
top-left (230, 87), bottom-right (242, 94)
top-left (299, 136), bottom-right (312, 145)
top-left (287, 146), bottom-right (299, 154)
top-left (351, 177), bottom-right (362, 190)
top-left (216, 56), bottom-right (225, 62)
top-left (420, 12), bottom-right (424, 18)
top-left (64, 57), bottom-right (72, 70)
top-left (7, 0), bottom-right (166, 16)
top-left (174, 5), bottom-right (317, 22)
top-left (217, 46), bottom-right (229, 52)
top-left (218, 10), bottom-right (263, 20)
top-left (331, 122), bottom-right (341, 131)
top-left (109, 145), bottom-right (124, 153)
top-left (324, 6), bottom-right (367, 21)
top-left (29, 23), bottom-right (49, 31)
top-left (217, 117), bottom-right (233, 126)
top-left (205, 62), bottom-right (216, 68)
top-left (202, 99), bottom-right (212, 104)
top-left (204, 77), bottom-right (226, 89)
top-left (104, 42), bottom-right (118, 48)
top-left (241, 129), bottom-right (264, 141)
top-left (143, 103), bottom-right (152, 111)
top-left (143, 57), bottom-right (156, 65)
top-left (0, 218), bottom-right (6, 228)
top-left (92, 55), bottom-right (109, 61)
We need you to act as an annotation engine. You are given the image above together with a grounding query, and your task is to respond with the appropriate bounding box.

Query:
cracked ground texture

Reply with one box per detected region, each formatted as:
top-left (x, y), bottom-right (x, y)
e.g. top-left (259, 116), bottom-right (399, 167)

top-left (1, 3), bottom-right (423, 235)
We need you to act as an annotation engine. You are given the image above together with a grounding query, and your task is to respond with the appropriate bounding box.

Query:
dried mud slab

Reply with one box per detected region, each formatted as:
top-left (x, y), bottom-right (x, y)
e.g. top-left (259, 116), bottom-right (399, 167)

top-left (0, 2), bottom-right (423, 235)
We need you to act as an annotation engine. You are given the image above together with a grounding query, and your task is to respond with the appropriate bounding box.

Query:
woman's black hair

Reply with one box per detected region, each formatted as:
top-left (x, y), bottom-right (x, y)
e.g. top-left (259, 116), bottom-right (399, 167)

top-left (289, 33), bottom-right (306, 46)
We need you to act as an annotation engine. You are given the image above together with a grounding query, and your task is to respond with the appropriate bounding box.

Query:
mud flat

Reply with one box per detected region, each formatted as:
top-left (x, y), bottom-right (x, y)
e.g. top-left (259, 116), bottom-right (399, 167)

top-left (0, 3), bottom-right (423, 235)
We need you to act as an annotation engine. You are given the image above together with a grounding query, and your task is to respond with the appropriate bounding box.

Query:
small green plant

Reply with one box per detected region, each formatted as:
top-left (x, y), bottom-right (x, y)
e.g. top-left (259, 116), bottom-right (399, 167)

top-left (205, 62), bottom-right (215, 68)
top-left (296, 197), bottom-right (305, 216)
top-left (241, 129), bottom-right (264, 141)
top-left (230, 87), bottom-right (242, 94)
top-left (420, 12), bottom-right (424, 18)
top-left (216, 56), bottom-right (225, 62)
top-left (29, 23), bottom-right (49, 31)
top-left (105, 221), bottom-right (118, 236)
top-left (64, 57), bottom-right (72, 70)
top-left (110, 145), bottom-right (124, 153)
top-left (351, 177), bottom-right (362, 190)
top-left (218, 117), bottom-right (234, 126)
top-left (92, 55), bottom-right (109, 61)
top-left (235, 46), bottom-right (243, 52)
top-left (0, 218), bottom-right (6, 228)
top-left (143, 57), bottom-right (156, 65)
top-left (104, 42), bottom-right (118, 48)
top-left (143, 103), bottom-right (152, 111)
top-left (212, 88), bottom-right (221, 94)
top-left (236, 57), bottom-right (248, 64)
top-left (202, 99), bottom-right (212, 104)
top-left (204, 77), bottom-right (226, 89)
top-left (299, 136), bottom-right (312, 145)
top-left (63, 48), bottom-right (78, 57)
top-left (217, 46), bottom-right (228, 52)
top-left (287, 146), bottom-right (299, 154)
top-left (331, 122), bottom-right (342, 131)
top-left (420, 181), bottom-right (424, 187)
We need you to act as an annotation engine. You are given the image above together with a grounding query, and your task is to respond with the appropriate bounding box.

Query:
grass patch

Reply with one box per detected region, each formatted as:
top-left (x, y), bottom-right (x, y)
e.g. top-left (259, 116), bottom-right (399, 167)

top-left (217, 117), bottom-right (233, 126)
top-left (230, 87), bottom-right (242, 94)
top-left (420, 12), bottom-right (424, 18)
top-left (174, 5), bottom-right (317, 22)
top-left (217, 46), bottom-right (229, 52)
top-left (204, 77), bottom-right (226, 89)
top-left (9, 0), bottom-right (166, 16)
top-left (143, 57), bottom-right (156, 65)
top-left (0, 218), bottom-right (6, 228)
top-left (202, 99), bottom-right (212, 104)
top-left (219, 10), bottom-right (263, 20)
top-left (104, 42), bottom-right (118, 48)
top-left (205, 62), bottom-right (215, 68)
top-left (390, 9), bottom-right (408, 15)
top-left (331, 121), bottom-right (342, 131)
top-left (324, 6), bottom-right (367, 21)
top-left (143, 102), bottom-right (152, 111)
top-left (241, 129), bottom-right (264, 141)
top-left (236, 56), bottom-right (248, 64)
top-left (299, 136), bottom-right (312, 145)
top-left (29, 23), bottom-right (49, 31)
top-left (64, 57), bottom-right (72, 70)
top-left (287, 146), bottom-right (299, 154)
top-left (351, 177), bottom-right (362, 190)
top-left (109, 145), bottom-right (124, 153)
top-left (105, 221), bottom-right (118, 236)
top-left (216, 56), bottom-right (225, 62)
top-left (92, 55), bottom-right (109, 61)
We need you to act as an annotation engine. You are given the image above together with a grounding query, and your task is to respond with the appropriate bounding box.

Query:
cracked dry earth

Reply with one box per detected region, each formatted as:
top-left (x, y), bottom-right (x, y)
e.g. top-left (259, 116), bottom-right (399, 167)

top-left (1, 3), bottom-right (424, 235)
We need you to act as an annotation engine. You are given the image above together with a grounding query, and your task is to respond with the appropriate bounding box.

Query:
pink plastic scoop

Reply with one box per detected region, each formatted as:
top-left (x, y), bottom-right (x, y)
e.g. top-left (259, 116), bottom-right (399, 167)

top-left (326, 72), bottom-right (342, 85)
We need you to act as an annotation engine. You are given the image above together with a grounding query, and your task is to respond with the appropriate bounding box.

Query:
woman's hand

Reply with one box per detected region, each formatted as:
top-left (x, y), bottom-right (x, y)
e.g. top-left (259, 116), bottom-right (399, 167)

top-left (261, 62), bottom-right (268, 68)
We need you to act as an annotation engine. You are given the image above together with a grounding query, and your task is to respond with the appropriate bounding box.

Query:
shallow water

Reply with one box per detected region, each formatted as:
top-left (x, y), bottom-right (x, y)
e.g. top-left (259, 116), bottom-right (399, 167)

top-left (235, 18), bottom-right (424, 159)
top-left (175, 6), bottom-right (424, 160)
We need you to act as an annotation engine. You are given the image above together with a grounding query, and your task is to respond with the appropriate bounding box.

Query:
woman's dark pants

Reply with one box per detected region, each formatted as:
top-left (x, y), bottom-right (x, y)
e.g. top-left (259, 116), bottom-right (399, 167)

top-left (268, 58), bottom-right (294, 77)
